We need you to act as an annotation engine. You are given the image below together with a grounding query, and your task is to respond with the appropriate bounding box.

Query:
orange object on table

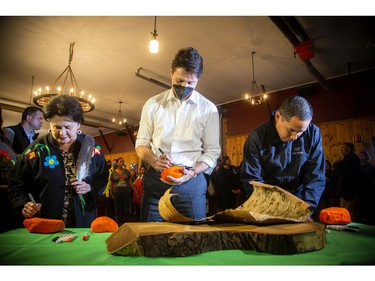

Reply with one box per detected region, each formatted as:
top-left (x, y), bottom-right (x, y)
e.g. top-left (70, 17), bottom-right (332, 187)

top-left (91, 216), bottom-right (118, 233)
top-left (319, 207), bottom-right (351, 225)
top-left (23, 217), bottom-right (65, 234)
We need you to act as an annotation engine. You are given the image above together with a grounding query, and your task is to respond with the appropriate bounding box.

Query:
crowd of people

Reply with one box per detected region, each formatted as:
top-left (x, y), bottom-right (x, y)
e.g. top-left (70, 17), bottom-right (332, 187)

top-left (1, 46), bottom-right (375, 233)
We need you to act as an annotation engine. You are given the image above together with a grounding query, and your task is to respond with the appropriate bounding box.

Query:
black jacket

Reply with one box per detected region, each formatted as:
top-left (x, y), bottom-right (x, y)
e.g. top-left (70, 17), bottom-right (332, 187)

top-left (241, 113), bottom-right (325, 210)
top-left (334, 152), bottom-right (361, 200)
top-left (8, 133), bottom-right (109, 227)
top-left (5, 123), bottom-right (38, 154)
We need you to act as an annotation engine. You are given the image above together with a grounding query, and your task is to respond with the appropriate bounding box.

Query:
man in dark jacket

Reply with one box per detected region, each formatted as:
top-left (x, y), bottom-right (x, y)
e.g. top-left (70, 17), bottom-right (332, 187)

top-left (240, 96), bottom-right (325, 213)
top-left (334, 142), bottom-right (361, 221)
top-left (4, 106), bottom-right (44, 154)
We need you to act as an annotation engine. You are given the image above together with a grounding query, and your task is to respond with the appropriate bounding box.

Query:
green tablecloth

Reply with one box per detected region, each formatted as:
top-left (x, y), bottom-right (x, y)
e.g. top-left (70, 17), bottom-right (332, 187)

top-left (0, 222), bottom-right (374, 265)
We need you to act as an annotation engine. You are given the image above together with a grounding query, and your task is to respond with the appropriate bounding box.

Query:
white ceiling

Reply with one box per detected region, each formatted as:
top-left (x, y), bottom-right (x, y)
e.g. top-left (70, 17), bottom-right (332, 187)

top-left (1, 16), bottom-right (375, 137)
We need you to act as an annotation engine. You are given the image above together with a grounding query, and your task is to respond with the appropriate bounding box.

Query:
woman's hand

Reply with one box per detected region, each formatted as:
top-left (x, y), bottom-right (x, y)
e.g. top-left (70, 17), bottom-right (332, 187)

top-left (71, 180), bottom-right (91, 195)
top-left (22, 201), bottom-right (42, 218)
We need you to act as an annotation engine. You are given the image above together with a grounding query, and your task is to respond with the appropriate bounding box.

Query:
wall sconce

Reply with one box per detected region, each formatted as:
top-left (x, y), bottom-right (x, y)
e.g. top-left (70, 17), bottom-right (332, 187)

top-left (149, 16), bottom-right (159, 53)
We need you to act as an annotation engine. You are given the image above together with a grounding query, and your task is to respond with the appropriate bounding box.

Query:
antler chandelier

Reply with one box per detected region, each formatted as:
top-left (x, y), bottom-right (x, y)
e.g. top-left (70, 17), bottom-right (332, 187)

top-left (33, 42), bottom-right (95, 112)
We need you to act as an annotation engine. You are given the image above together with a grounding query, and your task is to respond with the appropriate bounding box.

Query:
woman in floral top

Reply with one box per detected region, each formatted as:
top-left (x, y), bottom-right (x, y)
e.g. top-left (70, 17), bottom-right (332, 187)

top-left (8, 95), bottom-right (109, 228)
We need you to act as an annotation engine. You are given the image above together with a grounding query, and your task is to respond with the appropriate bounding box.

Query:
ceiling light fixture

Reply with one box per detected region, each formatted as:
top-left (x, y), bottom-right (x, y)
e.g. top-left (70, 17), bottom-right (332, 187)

top-left (245, 51), bottom-right (268, 106)
top-left (149, 16), bottom-right (159, 53)
top-left (33, 42), bottom-right (95, 112)
top-left (112, 101), bottom-right (127, 126)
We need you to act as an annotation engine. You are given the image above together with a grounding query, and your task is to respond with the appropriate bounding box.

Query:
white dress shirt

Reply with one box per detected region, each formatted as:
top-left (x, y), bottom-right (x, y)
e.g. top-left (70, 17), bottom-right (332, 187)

top-left (135, 89), bottom-right (221, 171)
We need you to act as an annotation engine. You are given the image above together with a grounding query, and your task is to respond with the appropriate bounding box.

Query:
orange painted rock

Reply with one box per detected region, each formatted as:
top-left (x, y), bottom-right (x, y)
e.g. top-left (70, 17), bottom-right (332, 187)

top-left (23, 217), bottom-right (65, 234)
top-left (161, 166), bottom-right (184, 181)
top-left (319, 207), bottom-right (351, 225)
top-left (91, 216), bottom-right (118, 233)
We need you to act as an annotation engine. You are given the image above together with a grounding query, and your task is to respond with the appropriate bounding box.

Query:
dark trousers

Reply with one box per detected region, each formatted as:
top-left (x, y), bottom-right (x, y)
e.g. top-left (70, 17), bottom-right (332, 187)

top-left (105, 196), bottom-right (115, 220)
top-left (140, 168), bottom-right (207, 222)
top-left (112, 190), bottom-right (132, 225)
top-left (72, 197), bottom-right (96, 228)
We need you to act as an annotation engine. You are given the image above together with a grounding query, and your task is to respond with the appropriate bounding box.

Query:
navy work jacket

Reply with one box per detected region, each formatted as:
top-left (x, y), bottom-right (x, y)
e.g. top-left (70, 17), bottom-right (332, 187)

top-left (240, 114), bottom-right (325, 210)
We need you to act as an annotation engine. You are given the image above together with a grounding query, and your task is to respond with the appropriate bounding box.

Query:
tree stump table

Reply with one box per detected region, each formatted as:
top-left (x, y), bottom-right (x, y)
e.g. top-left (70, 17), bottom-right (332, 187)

top-left (106, 221), bottom-right (326, 257)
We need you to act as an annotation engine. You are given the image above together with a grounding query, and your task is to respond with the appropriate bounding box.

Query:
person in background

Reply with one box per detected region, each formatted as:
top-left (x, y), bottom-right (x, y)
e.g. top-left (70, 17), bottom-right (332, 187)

top-left (214, 156), bottom-right (242, 211)
top-left (241, 95), bottom-right (325, 214)
top-left (358, 150), bottom-right (375, 224)
top-left (131, 165), bottom-right (146, 221)
top-left (135, 47), bottom-right (221, 222)
top-left (130, 168), bottom-right (137, 182)
top-left (0, 107), bottom-right (18, 232)
top-left (0, 108), bottom-right (17, 177)
top-left (333, 142), bottom-right (361, 222)
top-left (4, 106), bottom-right (44, 154)
top-left (207, 159), bottom-right (221, 216)
top-left (99, 159), bottom-right (115, 219)
top-left (312, 159), bottom-right (339, 220)
top-left (110, 158), bottom-right (135, 225)
top-left (8, 95), bottom-right (109, 228)
top-left (235, 160), bottom-right (248, 206)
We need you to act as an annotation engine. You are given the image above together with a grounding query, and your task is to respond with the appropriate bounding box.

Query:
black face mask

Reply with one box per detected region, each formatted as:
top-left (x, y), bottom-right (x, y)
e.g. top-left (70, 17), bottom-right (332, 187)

top-left (173, 84), bottom-right (194, 100)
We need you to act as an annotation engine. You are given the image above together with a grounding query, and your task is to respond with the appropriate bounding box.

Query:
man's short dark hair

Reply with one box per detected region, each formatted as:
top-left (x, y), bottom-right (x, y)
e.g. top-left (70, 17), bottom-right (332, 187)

top-left (279, 96), bottom-right (313, 121)
top-left (21, 106), bottom-right (44, 121)
top-left (171, 47), bottom-right (203, 78)
top-left (359, 151), bottom-right (371, 161)
top-left (343, 142), bottom-right (355, 153)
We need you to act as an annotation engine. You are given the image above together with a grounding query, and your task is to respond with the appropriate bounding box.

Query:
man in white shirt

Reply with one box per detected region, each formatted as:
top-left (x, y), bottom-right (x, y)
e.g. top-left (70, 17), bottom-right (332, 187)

top-left (135, 47), bottom-right (221, 222)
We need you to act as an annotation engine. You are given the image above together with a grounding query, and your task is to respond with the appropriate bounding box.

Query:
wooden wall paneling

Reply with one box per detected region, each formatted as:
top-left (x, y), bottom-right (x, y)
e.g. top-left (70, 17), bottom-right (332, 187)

top-left (236, 135), bottom-right (246, 165)
top-left (319, 123), bottom-right (333, 163)
top-left (221, 107), bottom-right (228, 161)
top-left (105, 151), bottom-right (141, 171)
top-left (225, 135), bottom-right (247, 167)
top-left (226, 137), bottom-right (237, 165)
top-left (317, 116), bottom-right (375, 165)
top-left (359, 118), bottom-right (375, 162)
top-left (352, 119), bottom-right (364, 153)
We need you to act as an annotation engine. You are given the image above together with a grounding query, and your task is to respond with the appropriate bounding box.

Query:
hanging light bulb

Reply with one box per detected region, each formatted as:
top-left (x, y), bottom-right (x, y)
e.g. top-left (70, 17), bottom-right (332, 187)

top-left (149, 37), bottom-right (159, 53)
top-left (149, 16), bottom-right (159, 53)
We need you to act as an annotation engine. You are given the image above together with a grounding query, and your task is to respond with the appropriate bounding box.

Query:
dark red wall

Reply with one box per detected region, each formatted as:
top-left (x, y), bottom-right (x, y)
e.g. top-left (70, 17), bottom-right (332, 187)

top-left (225, 68), bottom-right (375, 136)
top-left (95, 130), bottom-right (135, 155)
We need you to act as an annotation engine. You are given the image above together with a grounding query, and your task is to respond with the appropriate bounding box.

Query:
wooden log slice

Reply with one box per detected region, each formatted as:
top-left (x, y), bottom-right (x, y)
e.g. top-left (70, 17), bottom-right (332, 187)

top-left (106, 221), bottom-right (326, 257)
